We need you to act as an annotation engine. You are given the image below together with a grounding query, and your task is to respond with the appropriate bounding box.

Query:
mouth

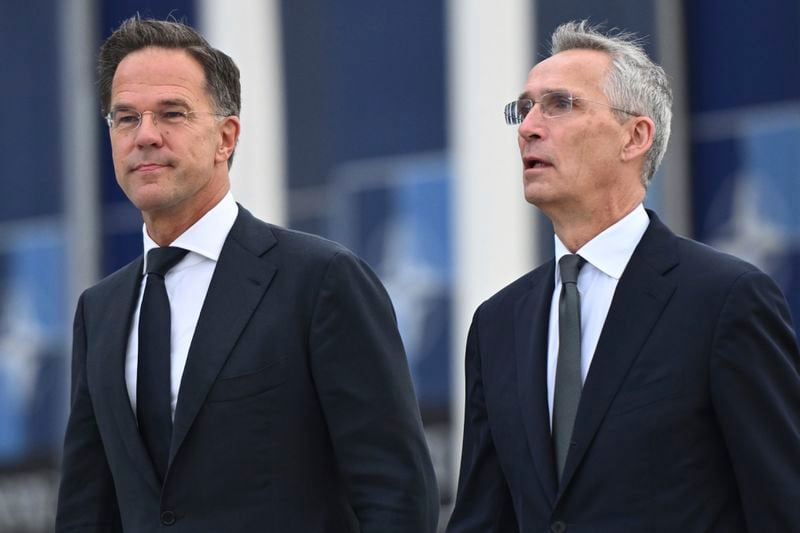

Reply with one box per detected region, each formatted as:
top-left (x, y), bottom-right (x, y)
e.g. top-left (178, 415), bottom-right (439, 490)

top-left (523, 156), bottom-right (553, 170)
top-left (132, 162), bottom-right (170, 173)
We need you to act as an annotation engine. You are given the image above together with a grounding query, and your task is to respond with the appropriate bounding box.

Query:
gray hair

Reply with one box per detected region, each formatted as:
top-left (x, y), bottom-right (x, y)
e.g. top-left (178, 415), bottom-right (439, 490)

top-left (98, 16), bottom-right (241, 167)
top-left (550, 20), bottom-right (672, 185)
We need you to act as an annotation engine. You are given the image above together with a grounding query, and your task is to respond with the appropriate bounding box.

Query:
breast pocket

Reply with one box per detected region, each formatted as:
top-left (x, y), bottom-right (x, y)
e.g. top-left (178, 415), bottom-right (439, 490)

top-left (608, 373), bottom-right (682, 416)
top-left (206, 356), bottom-right (288, 403)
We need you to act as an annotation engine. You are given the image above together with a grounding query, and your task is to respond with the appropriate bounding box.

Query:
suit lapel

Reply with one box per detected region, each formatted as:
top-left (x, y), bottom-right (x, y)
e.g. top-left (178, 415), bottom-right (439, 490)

top-left (92, 258), bottom-right (163, 493)
top-left (515, 261), bottom-right (558, 505)
top-left (557, 212), bottom-right (679, 498)
top-left (169, 207), bottom-right (277, 464)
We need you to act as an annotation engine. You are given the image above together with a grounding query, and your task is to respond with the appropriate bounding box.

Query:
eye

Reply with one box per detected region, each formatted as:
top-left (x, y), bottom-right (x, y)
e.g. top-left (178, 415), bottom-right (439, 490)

top-left (159, 110), bottom-right (188, 123)
top-left (114, 111), bottom-right (140, 125)
top-left (538, 92), bottom-right (574, 117)
top-left (518, 99), bottom-right (534, 118)
top-left (549, 92), bottom-right (573, 110)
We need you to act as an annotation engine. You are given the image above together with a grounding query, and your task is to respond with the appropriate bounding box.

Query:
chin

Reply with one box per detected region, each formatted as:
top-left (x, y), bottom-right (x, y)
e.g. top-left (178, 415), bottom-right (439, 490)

top-left (523, 183), bottom-right (555, 208)
top-left (127, 189), bottom-right (177, 214)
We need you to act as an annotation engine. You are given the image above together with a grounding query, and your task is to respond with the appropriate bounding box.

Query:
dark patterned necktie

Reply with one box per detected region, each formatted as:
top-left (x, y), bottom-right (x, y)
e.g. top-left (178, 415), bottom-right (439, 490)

top-left (137, 246), bottom-right (188, 482)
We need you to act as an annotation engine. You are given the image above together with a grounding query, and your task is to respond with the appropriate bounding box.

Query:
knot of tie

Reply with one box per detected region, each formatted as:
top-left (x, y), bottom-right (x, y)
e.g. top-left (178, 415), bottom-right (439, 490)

top-left (146, 247), bottom-right (188, 277)
top-left (559, 254), bottom-right (586, 285)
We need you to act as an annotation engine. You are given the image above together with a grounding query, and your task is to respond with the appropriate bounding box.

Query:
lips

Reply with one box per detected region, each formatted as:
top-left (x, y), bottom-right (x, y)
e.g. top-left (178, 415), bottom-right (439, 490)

top-left (523, 155), bottom-right (553, 170)
top-left (132, 162), bottom-right (169, 172)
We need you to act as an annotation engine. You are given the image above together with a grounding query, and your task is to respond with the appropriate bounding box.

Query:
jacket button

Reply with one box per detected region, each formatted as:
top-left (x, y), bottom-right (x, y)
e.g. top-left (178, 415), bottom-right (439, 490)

top-left (160, 510), bottom-right (176, 526)
top-left (550, 520), bottom-right (567, 533)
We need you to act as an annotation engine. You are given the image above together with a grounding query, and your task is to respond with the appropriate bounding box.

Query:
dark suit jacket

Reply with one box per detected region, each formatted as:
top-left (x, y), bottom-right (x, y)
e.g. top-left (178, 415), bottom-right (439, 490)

top-left (56, 206), bottom-right (438, 532)
top-left (448, 211), bottom-right (800, 532)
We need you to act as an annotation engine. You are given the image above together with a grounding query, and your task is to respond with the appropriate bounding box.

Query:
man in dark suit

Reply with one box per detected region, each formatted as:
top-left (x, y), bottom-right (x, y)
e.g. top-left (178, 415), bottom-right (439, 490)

top-left (56, 16), bottom-right (438, 532)
top-left (448, 20), bottom-right (800, 532)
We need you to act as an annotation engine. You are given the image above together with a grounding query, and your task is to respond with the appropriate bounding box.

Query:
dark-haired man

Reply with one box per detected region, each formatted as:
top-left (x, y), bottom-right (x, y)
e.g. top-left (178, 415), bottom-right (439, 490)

top-left (56, 16), bottom-right (438, 532)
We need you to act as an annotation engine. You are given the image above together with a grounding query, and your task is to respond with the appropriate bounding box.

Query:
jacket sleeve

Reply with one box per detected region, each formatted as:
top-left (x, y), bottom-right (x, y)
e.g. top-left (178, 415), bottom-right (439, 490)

top-left (710, 270), bottom-right (800, 531)
top-left (308, 250), bottom-right (439, 533)
top-left (447, 307), bottom-right (519, 533)
top-left (55, 294), bottom-right (122, 533)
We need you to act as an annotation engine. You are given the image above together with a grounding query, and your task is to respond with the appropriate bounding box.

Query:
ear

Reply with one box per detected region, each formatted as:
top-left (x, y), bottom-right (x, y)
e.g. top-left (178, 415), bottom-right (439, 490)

top-left (621, 115), bottom-right (654, 163)
top-left (215, 115), bottom-right (241, 164)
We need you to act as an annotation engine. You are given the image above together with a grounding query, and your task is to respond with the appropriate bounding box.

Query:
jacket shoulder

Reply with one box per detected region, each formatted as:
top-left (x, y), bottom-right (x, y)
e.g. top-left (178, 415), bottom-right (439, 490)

top-left (80, 257), bottom-right (141, 300)
top-left (267, 224), bottom-right (353, 260)
top-left (674, 234), bottom-right (763, 283)
top-left (478, 261), bottom-right (553, 316)
top-left (231, 206), bottom-right (355, 265)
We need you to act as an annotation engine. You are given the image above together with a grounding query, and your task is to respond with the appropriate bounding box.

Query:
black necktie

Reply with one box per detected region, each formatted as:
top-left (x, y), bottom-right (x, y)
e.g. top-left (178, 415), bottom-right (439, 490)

top-left (137, 246), bottom-right (188, 482)
top-left (553, 253), bottom-right (586, 481)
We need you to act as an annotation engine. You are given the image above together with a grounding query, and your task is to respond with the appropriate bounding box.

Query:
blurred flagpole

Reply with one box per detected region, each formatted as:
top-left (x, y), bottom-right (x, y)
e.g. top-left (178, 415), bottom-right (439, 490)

top-left (447, 0), bottom-right (537, 501)
top-left (199, 0), bottom-right (287, 226)
top-left (60, 0), bottom-right (99, 317)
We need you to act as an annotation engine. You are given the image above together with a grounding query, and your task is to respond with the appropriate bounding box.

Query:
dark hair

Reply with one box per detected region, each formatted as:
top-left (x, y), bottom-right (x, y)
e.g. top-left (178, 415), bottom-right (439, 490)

top-left (98, 16), bottom-right (241, 165)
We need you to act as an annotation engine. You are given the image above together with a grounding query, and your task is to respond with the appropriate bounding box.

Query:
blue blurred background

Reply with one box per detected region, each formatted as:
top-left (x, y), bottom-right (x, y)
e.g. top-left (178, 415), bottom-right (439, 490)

top-left (1, 0), bottom-right (798, 530)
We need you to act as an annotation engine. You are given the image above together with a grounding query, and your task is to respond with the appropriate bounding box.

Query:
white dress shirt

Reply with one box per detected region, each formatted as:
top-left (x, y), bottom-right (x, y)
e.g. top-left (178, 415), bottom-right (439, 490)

top-left (125, 192), bottom-right (238, 417)
top-left (546, 203), bottom-right (650, 427)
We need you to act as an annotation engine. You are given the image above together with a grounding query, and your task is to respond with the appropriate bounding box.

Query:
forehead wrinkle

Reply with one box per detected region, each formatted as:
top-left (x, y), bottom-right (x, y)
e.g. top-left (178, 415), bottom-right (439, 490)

top-left (528, 50), bottom-right (612, 99)
top-left (110, 83), bottom-right (200, 110)
top-left (110, 48), bottom-right (208, 109)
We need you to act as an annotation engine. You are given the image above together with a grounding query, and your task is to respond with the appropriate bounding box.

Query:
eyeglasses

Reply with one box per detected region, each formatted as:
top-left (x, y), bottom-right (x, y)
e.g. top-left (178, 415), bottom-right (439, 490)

top-left (104, 108), bottom-right (226, 132)
top-left (503, 91), bottom-right (638, 125)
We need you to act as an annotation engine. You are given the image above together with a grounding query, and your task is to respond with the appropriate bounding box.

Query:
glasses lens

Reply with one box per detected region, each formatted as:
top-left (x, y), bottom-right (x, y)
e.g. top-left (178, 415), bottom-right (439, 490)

top-left (540, 92), bottom-right (573, 117)
top-left (110, 110), bottom-right (141, 130)
top-left (504, 99), bottom-right (534, 125)
top-left (504, 101), bottom-right (520, 125)
top-left (158, 110), bottom-right (189, 126)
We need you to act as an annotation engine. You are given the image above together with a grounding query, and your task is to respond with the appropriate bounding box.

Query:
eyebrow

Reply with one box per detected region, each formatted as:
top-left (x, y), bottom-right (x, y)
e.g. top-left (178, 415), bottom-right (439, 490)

top-left (517, 88), bottom-right (571, 100)
top-left (110, 98), bottom-right (192, 111)
top-left (158, 98), bottom-right (191, 108)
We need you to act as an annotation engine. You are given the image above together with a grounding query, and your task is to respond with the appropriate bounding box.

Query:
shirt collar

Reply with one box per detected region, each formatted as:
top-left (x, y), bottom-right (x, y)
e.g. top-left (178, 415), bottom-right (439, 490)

top-left (142, 191), bottom-right (238, 273)
top-left (554, 203), bottom-right (649, 281)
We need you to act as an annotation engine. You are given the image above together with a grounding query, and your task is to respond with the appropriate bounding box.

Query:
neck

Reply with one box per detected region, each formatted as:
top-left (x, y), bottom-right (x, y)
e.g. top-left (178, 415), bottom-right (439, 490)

top-left (143, 181), bottom-right (229, 246)
top-left (550, 192), bottom-right (644, 253)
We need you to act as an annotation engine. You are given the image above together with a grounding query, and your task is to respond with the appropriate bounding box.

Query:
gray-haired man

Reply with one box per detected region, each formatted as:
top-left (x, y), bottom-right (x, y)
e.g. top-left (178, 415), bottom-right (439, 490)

top-left (448, 20), bottom-right (800, 532)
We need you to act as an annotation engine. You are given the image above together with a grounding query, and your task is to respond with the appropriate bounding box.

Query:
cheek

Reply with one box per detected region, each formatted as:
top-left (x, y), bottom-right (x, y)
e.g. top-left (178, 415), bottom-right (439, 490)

top-left (183, 129), bottom-right (218, 163)
top-left (570, 120), bottom-right (616, 158)
top-left (110, 144), bottom-right (129, 179)
top-left (110, 137), bottom-right (124, 159)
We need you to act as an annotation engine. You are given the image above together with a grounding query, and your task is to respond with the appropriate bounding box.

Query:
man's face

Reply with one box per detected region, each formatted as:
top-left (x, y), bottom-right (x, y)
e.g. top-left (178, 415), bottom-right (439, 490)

top-left (517, 49), bottom-right (639, 218)
top-left (109, 47), bottom-right (234, 223)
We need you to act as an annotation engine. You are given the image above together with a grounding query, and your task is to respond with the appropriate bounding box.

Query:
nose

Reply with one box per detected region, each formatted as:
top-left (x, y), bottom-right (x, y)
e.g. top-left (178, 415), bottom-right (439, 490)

top-left (134, 111), bottom-right (164, 147)
top-left (518, 104), bottom-right (545, 141)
